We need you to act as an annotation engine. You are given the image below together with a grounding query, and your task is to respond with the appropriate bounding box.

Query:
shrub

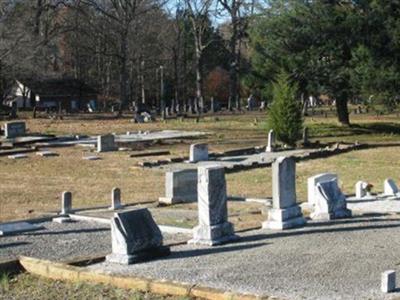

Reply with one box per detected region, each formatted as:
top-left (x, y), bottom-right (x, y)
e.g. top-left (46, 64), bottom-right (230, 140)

top-left (268, 71), bottom-right (303, 146)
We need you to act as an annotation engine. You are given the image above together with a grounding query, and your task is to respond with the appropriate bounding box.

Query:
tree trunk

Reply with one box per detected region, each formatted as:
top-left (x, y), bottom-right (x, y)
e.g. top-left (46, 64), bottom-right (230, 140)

top-left (335, 95), bottom-right (350, 125)
top-left (118, 30), bottom-right (129, 116)
top-left (194, 45), bottom-right (203, 114)
top-left (228, 15), bottom-right (239, 111)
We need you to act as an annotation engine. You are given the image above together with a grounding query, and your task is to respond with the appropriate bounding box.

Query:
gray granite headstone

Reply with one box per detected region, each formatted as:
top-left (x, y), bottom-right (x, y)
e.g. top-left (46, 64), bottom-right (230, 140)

top-left (110, 187), bottom-right (123, 210)
top-left (159, 169), bottom-right (198, 204)
top-left (97, 134), bottom-right (116, 152)
top-left (307, 173), bottom-right (338, 206)
top-left (61, 191), bottom-right (72, 215)
top-left (266, 129), bottom-right (275, 152)
top-left (189, 143), bottom-right (208, 163)
top-left (4, 121), bottom-right (26, 138)
top-left (311, 179), bottom-right (352, 220)
top-left (106, 208), bottom-right (170, 264)
top-left (263, 157), bottom-right (306, 230)
top-left (189, 166), bottom-right (238, 246)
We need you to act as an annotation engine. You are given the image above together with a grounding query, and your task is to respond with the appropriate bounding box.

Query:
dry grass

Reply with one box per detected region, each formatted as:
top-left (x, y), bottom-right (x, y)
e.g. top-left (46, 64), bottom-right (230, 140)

top-left (1, 111), bottom-right (400, 222)
top-left (0, 272), bottom-right (185, 300)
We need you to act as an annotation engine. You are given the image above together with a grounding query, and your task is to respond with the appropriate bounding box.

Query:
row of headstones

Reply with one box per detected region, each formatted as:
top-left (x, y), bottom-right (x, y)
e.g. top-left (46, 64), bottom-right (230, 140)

top-left (60, 187), bottom-right (123, 215)
top-left (356, 178), bottom-right (400, 198)
top-left (105, 156), bottom-right (355, 265)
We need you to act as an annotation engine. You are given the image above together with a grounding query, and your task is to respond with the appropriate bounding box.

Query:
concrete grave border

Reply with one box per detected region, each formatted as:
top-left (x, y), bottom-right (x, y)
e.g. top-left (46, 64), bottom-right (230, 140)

top-left (8, 256), bottom-right (276, 300)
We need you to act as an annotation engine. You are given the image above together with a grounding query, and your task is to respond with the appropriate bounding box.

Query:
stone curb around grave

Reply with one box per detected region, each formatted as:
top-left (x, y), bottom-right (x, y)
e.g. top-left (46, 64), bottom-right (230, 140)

top-left (18, 256), bottom-right (276, 300)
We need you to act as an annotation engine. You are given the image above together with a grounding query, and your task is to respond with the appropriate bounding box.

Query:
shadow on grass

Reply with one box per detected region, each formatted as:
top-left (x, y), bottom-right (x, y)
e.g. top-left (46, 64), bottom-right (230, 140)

top-left (309, 122), bottom-right (400, 138)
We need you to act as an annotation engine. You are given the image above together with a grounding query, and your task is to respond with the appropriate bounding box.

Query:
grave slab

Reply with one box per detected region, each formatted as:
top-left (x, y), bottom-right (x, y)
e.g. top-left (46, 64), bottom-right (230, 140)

top-left (0, 222), bottom-right (42, 236)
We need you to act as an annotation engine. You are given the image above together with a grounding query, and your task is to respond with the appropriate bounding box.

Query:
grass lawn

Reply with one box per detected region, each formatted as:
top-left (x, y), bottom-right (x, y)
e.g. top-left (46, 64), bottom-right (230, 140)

top-left (0, 272), bottom-right (187, 300)
top-left (1, 110), bottom-right (400, 222)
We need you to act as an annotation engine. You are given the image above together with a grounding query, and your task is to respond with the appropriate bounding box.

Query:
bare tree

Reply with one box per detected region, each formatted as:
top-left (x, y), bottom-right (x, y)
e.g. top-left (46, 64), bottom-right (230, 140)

top-left (184, 0), bottom-right (213, 113)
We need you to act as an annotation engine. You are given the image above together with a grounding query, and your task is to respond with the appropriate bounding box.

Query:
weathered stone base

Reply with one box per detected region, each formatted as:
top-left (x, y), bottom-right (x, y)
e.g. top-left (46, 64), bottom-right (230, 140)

top-left (158, 197), bottom-right (196, 205)
top-left (311, 208), bottom-right (352, 220)
top-left (108, 205), bottom-right (123, 210)
top-left (188, 222), bottom-right (239, 246)
top-left (262, 205), bottom-right (306, 230)
top-left (106, 246), bottom-right (171, 265)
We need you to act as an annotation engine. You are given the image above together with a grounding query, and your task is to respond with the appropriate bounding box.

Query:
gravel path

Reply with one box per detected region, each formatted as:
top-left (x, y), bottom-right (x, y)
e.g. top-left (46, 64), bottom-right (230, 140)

top-left (0, 220), bottom-right (189, 262)
top-left (88, 215), bottom-right (400, 300)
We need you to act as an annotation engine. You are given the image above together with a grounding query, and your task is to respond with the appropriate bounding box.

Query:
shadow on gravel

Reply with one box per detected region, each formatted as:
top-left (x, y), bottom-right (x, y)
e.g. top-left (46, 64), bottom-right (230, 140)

top-left (167, 242), bottom-right (268, 259)
top-left (0, 242), bottom-right (29, 249)
top-left (23, 227), bottom-right (109, 236)
top-left (306, 216), bottom-right (398, 227)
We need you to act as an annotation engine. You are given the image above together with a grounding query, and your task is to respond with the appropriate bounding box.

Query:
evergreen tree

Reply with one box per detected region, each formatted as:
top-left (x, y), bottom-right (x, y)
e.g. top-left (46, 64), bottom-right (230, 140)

top-left (268, 71), bottom-right (303, 146)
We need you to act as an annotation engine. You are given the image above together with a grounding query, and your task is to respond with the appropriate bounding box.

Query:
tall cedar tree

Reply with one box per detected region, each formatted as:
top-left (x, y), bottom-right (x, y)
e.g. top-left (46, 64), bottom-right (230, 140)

top-left (268, 71), bottom-right (303, 146)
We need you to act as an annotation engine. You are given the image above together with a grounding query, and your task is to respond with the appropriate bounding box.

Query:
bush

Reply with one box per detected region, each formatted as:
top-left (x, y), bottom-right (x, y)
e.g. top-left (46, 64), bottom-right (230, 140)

top-left (268, 71), bottom-right (303, 146)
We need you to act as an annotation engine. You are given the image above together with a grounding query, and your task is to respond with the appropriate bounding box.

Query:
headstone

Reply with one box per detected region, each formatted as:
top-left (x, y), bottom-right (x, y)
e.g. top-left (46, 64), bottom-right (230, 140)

top-left (97, 134), bottom-right (116, 152)
top-left (159, 169), bottom-right (198, 204)
top-left (210, 97), bottom-right (215, 113)
top-left (308, 173), bottom-right (338, 206)
top-left (61, 191), bottom-right (72, 215)
top-left (266, 129), bottom-right (275, 152)
top-left (310, 179), bottom-right (352, 220)
top-left (0, 222), bottom-right (42, 236)
top-left (355, 181), bottom-right (369, 198)
top-left (106, 208), bottom-right (170, 264)
top-left (384, 178), bottom-right (399, 196)
top-left (3, 121), bottom-right (26, 138)
top-left (381, 270), bottom-right (396, 293)
top-left (189, 143), bottom-right (209, 163)
top-left (52, 216), bottom-right (72, 224)
top-left (189, 166), bottom-right (237, 245)
top-left (303, 127), bottom-right (309, 145)
top-left (110, 187), bottom-right (123, 210)
top-left (262, 157), bottom-right (306, 230)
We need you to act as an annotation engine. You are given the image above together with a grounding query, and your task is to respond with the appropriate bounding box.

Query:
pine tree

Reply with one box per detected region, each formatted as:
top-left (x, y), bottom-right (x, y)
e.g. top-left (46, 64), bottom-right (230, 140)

top-left (268, 71), bottom-right (303, 147)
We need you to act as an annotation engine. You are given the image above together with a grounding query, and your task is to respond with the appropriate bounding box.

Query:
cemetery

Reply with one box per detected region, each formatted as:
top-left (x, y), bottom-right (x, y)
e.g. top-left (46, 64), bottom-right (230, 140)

top-left (1, 111), bottom-right (400, 300)
top-left (2, 1), bottom-right (400, 299)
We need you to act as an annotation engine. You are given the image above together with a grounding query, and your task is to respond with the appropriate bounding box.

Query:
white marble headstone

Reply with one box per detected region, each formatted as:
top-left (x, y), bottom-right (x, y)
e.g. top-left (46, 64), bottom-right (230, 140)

top-left (189, 166), bottom-right (237, 245)
top-left (263, 157), bottom-right (306, 230)
top-left (311, 179), bottom-right (351, 220)
top-left (384, 178), bottom-right (399, 196)
top-left (308, 173), bottom-right (338, 206)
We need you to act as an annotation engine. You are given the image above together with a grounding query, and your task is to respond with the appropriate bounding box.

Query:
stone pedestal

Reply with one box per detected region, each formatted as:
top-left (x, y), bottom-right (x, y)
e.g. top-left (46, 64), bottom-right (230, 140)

top-left (61, 191), bottom-right (72, 215)
top-left (189, 166), bottom-right (237, 246)
top-left (262, 157), bottom-right (306, 230)
top-left (106, 209), bottom-right (170, 264)
top-left (159, 169), bottom-right (197, 204)
top-left (310, 179), bottom-right (352, 220)
top-left (381, 270), bottom-right (396, 293)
